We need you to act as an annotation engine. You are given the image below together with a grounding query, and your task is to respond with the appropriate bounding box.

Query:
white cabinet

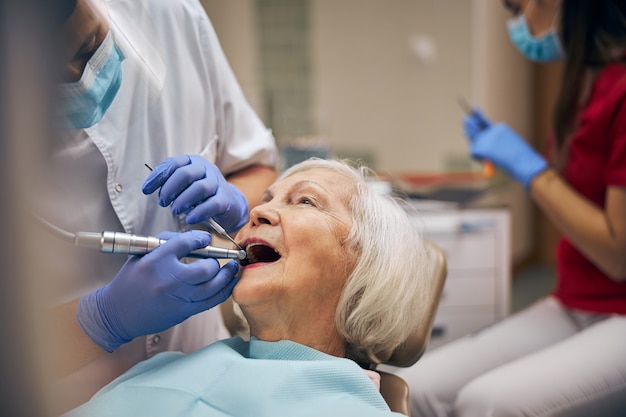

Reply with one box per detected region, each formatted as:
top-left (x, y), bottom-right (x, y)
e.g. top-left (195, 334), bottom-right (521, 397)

top-left (412, 207), bottom-right (511, 350)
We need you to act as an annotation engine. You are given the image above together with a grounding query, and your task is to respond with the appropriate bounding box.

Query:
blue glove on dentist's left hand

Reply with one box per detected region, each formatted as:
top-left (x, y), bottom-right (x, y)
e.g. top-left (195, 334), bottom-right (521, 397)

top-left (463, 108), bottom-right (548, 190)
top-left (142, 155), bottom-right (248, 233)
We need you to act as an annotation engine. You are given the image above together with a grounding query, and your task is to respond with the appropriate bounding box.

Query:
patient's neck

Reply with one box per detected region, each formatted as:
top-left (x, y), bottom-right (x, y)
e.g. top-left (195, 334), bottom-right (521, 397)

top-left (247, 316), bottom-right (346, 357)
top-left (254, 329), bottom-right (346, 358)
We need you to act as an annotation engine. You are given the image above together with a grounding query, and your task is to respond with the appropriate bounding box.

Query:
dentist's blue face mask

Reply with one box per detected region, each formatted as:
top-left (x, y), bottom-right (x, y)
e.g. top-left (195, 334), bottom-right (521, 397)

top-left (506, 14), bottom-right (564, 63)
top-left (59, 30), bottom-right (125, 129)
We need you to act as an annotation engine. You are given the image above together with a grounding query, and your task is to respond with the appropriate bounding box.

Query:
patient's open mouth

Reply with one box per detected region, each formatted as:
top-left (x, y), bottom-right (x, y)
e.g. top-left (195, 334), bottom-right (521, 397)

top-left (241, 243), bottom-right (281, 266)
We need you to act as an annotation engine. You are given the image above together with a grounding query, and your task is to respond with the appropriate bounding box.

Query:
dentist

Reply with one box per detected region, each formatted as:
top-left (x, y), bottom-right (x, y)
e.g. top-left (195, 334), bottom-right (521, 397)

top-left (47, 0), bottom-right (277, 412)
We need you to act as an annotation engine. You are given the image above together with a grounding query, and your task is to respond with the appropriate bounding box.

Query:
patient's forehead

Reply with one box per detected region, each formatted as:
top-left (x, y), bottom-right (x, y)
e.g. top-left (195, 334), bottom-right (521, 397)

top-left (278, 168), bottom-right (355, 200)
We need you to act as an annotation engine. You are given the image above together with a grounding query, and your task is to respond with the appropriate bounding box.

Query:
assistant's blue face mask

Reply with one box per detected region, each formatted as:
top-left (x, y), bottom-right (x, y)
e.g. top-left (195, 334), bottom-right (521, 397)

top-left (59, 30), bottom-right (125, 129)
top-left (506, 14), bottom-right (564, 63)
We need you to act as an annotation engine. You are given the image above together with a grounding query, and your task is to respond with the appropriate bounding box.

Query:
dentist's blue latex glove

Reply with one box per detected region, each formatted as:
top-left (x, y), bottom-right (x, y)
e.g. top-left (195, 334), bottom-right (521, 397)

top-left (142, 155), bottom-right (248, 233)
top-left (464, 108), bottom-right (548, 190)
top-left (77, 230), bottom-right (239, 352)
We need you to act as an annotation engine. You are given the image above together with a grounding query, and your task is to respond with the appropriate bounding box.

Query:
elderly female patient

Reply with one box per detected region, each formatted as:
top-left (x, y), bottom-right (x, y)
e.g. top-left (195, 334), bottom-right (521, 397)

top-left (63, 158), bottom-right (431, 417)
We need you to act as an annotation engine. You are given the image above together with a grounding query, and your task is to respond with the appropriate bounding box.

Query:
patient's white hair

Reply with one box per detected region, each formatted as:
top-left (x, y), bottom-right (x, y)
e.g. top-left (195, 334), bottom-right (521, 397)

top-left (280, 158), bottom-right (430, 364)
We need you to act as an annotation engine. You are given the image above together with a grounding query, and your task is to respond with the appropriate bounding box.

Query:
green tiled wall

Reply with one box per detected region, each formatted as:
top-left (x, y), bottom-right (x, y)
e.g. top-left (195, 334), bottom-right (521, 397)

top-left (256, 0), bottom-right (314, 145)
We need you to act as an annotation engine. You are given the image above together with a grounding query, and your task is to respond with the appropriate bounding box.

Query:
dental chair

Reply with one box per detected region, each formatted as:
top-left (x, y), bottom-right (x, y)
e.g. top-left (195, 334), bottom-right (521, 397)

top-left (220, 239), bottom-right (447, 417)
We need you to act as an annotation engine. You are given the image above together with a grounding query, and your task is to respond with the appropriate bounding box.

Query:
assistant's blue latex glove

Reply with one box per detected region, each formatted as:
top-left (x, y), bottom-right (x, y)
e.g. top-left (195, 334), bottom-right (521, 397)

top-left (77, 230), bottom-right (239, 352)
top-left (463, 108), bottom-right (548, 190)
top-left (142, 155), bottom-right (248, 233)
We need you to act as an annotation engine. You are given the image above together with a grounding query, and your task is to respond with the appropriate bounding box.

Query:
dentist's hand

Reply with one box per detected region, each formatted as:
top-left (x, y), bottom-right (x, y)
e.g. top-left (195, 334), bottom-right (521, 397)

top-left (77, 230), bottom-right (239, 352)
top-left (142, 155), bottom-right (248, 233)
top-left (463, 108), bottom-right (548, 190)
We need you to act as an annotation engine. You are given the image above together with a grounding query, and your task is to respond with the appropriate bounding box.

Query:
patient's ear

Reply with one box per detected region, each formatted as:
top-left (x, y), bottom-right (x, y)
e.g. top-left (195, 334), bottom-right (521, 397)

top-left (220, 298), bottom-right (250, 339)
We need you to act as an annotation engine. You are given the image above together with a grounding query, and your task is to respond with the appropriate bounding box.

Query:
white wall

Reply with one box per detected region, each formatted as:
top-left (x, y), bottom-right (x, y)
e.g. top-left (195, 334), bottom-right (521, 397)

top-left (201, 0), bottom-right (264, 115)
top-left (202, 0), bottom-right (533, 169)
top-left (311, 0), bottom-right (533, 172)
top-left (311, 0), bottom-right (471, 171)
top-left (201, 0), bottom-right (535, 262)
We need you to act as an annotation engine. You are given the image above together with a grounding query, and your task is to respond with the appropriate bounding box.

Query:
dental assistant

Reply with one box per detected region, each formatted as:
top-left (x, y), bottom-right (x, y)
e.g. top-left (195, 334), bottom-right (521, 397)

top-left (47, 0), bottom-right (277, 412)
top-left (397, 1), bottom-right (626, 416)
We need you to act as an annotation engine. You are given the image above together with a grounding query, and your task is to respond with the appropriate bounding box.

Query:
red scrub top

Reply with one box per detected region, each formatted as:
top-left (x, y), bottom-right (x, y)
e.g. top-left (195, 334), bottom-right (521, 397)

top-left (552, 62), bottom-right (626, 314)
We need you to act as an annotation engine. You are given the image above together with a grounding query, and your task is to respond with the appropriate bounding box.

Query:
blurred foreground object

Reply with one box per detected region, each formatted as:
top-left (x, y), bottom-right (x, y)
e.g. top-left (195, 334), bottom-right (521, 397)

top-left (0, 0), bottom-right (70, 415)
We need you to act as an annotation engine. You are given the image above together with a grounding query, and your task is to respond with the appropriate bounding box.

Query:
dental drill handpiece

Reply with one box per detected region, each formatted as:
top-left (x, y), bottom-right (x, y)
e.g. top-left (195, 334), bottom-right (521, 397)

top-left (73, 231), bottom-right (247, 260)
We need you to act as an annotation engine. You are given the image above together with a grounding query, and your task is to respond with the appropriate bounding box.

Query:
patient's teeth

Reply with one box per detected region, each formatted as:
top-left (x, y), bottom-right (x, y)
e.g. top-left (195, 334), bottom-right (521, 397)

top-left (243, 243), bottom-right (281, 265)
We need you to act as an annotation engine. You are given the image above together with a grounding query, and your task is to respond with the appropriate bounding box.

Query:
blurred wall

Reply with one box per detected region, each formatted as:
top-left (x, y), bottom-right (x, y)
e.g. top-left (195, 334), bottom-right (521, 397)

top-left (201, 0), bottom-right (536, 263)
top-left (202, 0), bottom-right (264, 114)
top-left (202, 0), bottom-right (533, 169)
top-left (311, 0), bottom-right (472, 171)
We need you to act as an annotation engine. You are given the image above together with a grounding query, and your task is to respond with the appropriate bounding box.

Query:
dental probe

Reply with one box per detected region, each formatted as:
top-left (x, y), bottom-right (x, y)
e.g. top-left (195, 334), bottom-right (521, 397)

top-left (144, 163), bottom-right (244, 251)
top-left (457, 97), bottom-right (495, 178)
top-left (205, 218), bottom-right (244, 251)
top-left (74, 231), bottom-right (247, 260)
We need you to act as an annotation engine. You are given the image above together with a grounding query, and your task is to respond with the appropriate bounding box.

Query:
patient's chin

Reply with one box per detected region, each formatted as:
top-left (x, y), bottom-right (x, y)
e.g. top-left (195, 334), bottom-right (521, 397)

top-left (231, 279), bottom-right (264, 306)
top-left (231, 274), bottom-right (280, 313)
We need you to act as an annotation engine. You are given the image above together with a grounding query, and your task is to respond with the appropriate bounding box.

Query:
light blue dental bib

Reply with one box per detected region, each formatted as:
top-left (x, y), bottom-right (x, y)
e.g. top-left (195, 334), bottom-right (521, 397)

top-left (64, 337), bottom-right (399, 417)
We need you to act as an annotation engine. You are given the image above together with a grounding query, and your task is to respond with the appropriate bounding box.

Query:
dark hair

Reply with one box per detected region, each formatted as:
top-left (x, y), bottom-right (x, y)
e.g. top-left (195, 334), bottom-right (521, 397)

top-left (54, 0), bottom-right (78, 26)
top-left (553, 0), bottom-right (626, 166)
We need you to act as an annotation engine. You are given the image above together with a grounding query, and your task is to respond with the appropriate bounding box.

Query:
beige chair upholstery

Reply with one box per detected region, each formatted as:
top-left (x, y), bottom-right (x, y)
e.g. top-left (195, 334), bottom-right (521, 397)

top-left (378, 371), bottom-right (412, 416)
top-left (377, 239), bottom-right (448, 415)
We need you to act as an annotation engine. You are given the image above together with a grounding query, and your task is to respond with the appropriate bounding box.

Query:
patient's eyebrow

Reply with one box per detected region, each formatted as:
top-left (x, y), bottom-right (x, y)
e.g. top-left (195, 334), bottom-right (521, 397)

top-left (292, 180), bottom-right (329, 193)
top-left (262, 178), bottom-right (333, 204)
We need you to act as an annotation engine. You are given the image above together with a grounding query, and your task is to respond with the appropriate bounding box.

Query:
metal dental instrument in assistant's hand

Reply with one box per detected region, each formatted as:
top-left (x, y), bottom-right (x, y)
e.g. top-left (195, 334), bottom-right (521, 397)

top-left (144, 163), bottom-right (244, 251)
top-left (457, 97), bottom-right (495, 178)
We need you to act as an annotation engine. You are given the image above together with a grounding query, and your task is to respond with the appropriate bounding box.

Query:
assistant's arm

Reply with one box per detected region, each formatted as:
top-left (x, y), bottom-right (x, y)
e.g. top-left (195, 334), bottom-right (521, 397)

top-left (530, 170), bottom-right (626, 281)
top-left (465, 109), bottom-right (626, 282)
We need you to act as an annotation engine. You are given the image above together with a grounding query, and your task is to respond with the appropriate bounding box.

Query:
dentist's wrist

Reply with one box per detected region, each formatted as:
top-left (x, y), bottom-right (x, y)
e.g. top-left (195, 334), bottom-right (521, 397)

top-left (77, 289), bottom-right (126, 353)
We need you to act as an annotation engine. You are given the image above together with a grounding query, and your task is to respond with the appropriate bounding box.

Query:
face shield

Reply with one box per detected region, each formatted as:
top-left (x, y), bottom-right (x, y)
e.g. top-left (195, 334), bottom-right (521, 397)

top-left (58, 0), bottom-right (166, 130)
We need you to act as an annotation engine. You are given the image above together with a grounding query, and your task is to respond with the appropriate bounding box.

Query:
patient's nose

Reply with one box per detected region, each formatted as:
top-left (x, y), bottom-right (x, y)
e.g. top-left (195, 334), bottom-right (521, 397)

top-left (249, 203), bottom-right (279, 226)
